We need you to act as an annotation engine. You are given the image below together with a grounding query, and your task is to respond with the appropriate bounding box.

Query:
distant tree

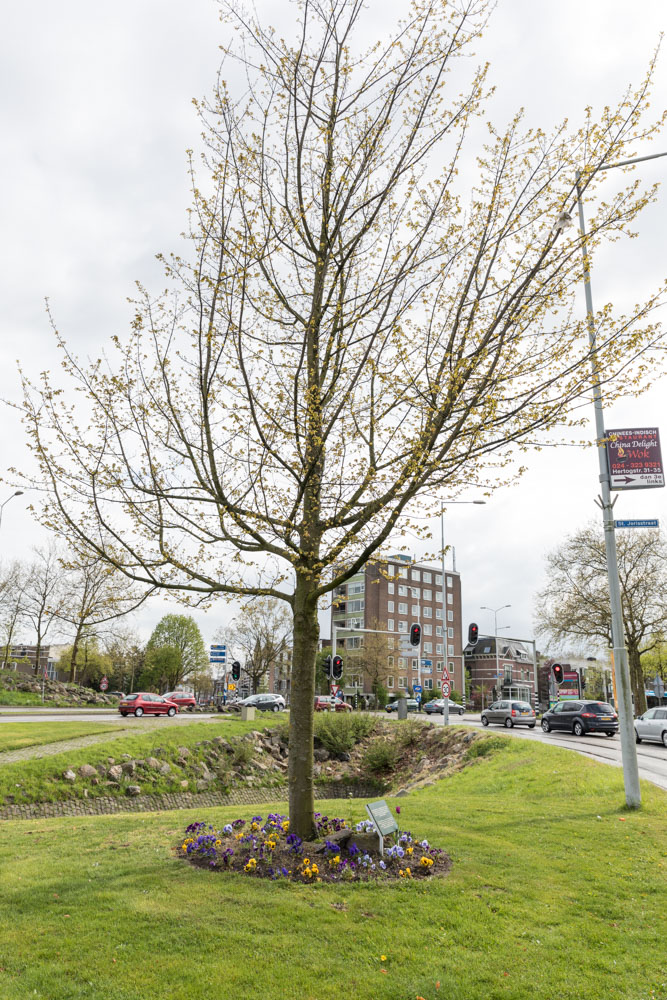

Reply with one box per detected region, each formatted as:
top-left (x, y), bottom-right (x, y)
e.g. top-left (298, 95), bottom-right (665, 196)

top-left (145, 614), bottom-right (208, 690)
top-left (535, 525), bottom-right (667, 715)
top-left (0, 561), bottom-right (28, 668)
top-left (219, 598), bottom-right (292, 695)
top-left (345, 619), bottom-right (392, 702)
top-left (57, 637), bottom-right (112, 689)
top-left (20, 545), bottom-right (65, 674)
top-left (103, 628), bottom-right (146, 693)
top-left (639, 637), bottom-right (667, 686)
top-left (139, 645), bottom-right (182, 692)
top-left (56, 556), bottom-right (150, 682)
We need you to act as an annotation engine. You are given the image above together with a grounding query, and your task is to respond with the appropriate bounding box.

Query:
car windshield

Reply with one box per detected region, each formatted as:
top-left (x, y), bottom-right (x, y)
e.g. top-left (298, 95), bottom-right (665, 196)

top-left (123, 694), bottom-right (139, 701)
top-left (586, 703), bottom-right (614, 714)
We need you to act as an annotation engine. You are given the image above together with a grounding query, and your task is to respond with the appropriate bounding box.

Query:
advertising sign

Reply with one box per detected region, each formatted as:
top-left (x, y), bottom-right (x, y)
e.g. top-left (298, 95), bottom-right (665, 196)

top-left (605, 428), bottom-right (664, 490)
top-left (559, 670), bottom-right (581, 700)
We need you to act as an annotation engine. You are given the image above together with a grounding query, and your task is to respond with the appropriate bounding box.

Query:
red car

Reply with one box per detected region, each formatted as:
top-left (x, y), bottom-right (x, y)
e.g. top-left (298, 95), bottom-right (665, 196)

top-left (118, 693), bottom-right (179, 717)
top-left (314, 695), bottom-right (352, 712)
top-left (163, 691), bottom-right (197, 710)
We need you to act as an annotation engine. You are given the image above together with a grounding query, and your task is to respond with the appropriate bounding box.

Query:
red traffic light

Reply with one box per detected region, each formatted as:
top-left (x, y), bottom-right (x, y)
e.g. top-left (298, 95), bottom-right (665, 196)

top-left (552, 663), bottom-right (564, 684)
top-left (332, 655), bottom-right (344, 680)
top-left (410, 623), bottom-right (421, 647)
top-left (468, 622), bottom-right (479, 645)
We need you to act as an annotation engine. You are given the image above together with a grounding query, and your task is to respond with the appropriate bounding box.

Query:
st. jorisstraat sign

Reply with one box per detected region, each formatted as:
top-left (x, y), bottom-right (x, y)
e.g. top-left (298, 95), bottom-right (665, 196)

top-left (605, 427), bottom-right (665, 491)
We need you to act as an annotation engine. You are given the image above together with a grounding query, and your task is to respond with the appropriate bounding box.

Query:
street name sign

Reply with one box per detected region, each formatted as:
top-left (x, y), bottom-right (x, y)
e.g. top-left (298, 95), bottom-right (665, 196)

top-left (614, 519), bottom-right (659, 528)
top-left (605, 427), bottom-right (664, 491)
top-left (365, 798), bottom-right (399, 855)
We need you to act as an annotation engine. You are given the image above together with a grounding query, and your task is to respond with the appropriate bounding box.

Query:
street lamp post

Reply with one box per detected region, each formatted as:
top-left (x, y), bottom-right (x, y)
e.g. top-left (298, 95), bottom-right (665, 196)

top-left (480, 605), bottom-right (511, 700)
top-left (440, 500), bottom-right (485, 724)
top-left (570, 149), bottom-right (667, 810)
top-left (0, 491), bottom-right (23, 531)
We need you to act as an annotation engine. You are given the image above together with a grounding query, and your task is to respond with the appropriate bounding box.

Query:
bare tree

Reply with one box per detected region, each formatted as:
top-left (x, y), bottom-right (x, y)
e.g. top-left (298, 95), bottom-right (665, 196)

top-left (20, 545), bottom-right (65, 673)
top-left (219, 598), bottom-right (293, 694)
top-left (345, 618), bottom-right (392, 701)
top-left (56, 555), bottom-right (152, 682)
top-left (19, 1), bottom-right (667, 835)
top-left (535, 525), bottom-right (667, 715)
top-left (0, 561), bottom-right (28, 668)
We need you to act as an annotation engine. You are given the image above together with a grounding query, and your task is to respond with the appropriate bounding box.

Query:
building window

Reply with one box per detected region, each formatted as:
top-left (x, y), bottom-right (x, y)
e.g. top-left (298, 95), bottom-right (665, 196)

top-left (448, 661), bottom-right (455, 671)
top-left (398, 620), bottom-right (407, 633)
top-left (436, 661), bottom-right (443, 672)
top-left (435, 574), bottom-right (442, 586)
top-left (348, 582), bottom-right (365, 595)
top-left (448, 627), bottom-right (454, 638)
top-left (387, 601), bottom-right (394, 613)
top-left (424, 642), bottom-right (432, 653)
top-left (398, 602), bottom-right (408, 614)
top-left (425, 678), bottom-right (433, 689)
top-left (347, 636), bottom-right (362, 648)
top-left (398, 676), bottom-right (407, 688)
top-left (436, 608), bottom-right (443, 620)
top-left (423, 572), bottom-right (432, 583)
top-left (388, 656), bottom-right (394, 667)
top-left (447, 610), bottom-right (454, 622)
top-left (411, 570), bottom-right (421, 582)
top-left (423, 589), bottom-right (432, 601)
top-left (436, 643), bottom-right (443, 654)
top-left (448, 644), bottom-right (454, 655)
top-left (423, 624), bottom-right (432, 635)
top-left (387, 564), bottom-right (395, 577)
top-left (398, 585), bottom-right (408, 596)
top-left (412, 659), bottom-right (418, 669)
top-left (411, 605), bottom-right (419, 616)
top-left (423, 606), bottom-right (432, 618)
top-left (398, 567), bottom-right (407, 578)
top-left (398, 657), bottom-right (405, 668)
top-left (387, 675), bottom-right (394, 688)
top-left (447, 576), bottom-right (453, 587)
top-left (346, 599), bottom-right (364, 612)
top-left (388, 582), bottom-right (394, 595)
top-left (447, 593), bottom-right (453, 605)
top-left (387, 619), bottom-right (394, 632)
top-left (436, 625), bottom-right (442, 637)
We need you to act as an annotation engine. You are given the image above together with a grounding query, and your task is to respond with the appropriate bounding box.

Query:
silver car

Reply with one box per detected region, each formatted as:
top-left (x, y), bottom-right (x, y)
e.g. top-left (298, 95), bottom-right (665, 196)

top-left (634, 707), bottom-right (667, 746)
top-left (481, 700), bottom-right (536, 729)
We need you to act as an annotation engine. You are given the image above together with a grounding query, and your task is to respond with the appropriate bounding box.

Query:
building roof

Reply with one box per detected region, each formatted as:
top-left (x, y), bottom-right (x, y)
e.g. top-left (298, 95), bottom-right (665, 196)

top-left (465, 636), bottom-right (530, 659)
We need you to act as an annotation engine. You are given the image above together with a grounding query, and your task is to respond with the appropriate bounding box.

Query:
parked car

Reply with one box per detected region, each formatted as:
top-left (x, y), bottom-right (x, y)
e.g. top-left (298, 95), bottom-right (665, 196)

top-left (634, 707), bottom-right (667, 746)
top-left (118, 693), bottom-right (179, 717)
top-left (541, 700), bottom-right (618, 737)
top-left (314, 695), bottom-right (352, 712)
top-left (423, 698), bottom-right (465, 715)
top-left (386, 698), bottom-right (419, 713)
top-left (241, 693), bottom-right (285, 713)
top-left (163, 690), bottom-right (197, 710)
top-left (108, 691), bottom-right (125, 698)
top-left (481, 700), bottom-right (536, 729)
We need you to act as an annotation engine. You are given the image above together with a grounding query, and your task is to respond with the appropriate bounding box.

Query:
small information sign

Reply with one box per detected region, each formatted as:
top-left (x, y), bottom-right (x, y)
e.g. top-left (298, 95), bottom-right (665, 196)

top-left (365, 799), bottom-right (399, 856)
top-left (606, 428), bottom-right (664, 491)
top-left (100, 676), bottom-right (108, 691)
top-left (413, 684), bottom-right (422, 693)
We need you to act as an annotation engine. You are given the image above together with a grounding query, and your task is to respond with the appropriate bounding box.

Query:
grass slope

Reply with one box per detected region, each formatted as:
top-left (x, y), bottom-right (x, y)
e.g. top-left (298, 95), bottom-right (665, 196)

top-left (0, 718), bottom-right (275, 805)
top-left (0, 723), bottom-right (122, 755)
top-left (0, 736), bottom-right (665, 1000)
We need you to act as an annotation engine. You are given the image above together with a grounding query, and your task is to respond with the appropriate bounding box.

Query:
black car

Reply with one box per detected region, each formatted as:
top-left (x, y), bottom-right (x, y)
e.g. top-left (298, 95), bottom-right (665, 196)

top-left (241, 693), bottom-right (285, 712)
top-left (541, 700), bottom-right (618, 737)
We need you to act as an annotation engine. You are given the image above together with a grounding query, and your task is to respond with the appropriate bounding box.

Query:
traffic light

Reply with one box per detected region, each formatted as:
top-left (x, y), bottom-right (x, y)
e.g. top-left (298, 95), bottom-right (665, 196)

top-left (552, 663), bottom-right (563, 685)
top-left (410, 623), bottom-right (421, 647)
top-left (231, 660), bottom-right (241, 681)
top-left (468, 622), bottom-right (478, 645)
top-left (332, 655), bottom-right (343, 680)
top-left (323, 655), bottom-right (332, 679)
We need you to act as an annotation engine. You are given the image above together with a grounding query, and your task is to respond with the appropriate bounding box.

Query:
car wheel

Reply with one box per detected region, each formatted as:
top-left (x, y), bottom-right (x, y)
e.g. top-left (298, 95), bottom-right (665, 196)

top-left (573, 721), bottom-right (585, 737)
top-left (272, 705), bottom-right (279, 712)
top-left (662, 731), bottom-right (667, 748)
top-left (167, 707), bottom-right (176, 717)
top-left (528, 723), bottom-right (536, 729)
top-left (481, 716), bottom-right (489, 726)
top-left (541, 719), bottom-right (551, 733)
top-left (504, 717), bottom-right (514, 728)
top-left (605, 732), bottom-right (615, 738)
top-left (635, 730), bottom-right (641, 743)
top-left (134, 707), bottom-right (144, 717)
top-left (120, 712), bottom-right (127, 717)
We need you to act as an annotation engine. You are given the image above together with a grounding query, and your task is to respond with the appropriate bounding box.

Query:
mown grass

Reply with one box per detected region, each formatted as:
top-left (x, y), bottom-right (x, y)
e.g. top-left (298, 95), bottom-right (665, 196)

top-left (0, 723), bottom-right (122, 754)
top-left (0, 718), bottom-right (275, 805)
top-left (0, 736), bottom-right (665, 1000)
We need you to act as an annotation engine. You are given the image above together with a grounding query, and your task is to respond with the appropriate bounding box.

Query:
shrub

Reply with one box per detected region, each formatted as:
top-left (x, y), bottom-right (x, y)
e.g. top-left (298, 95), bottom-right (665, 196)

top-left (232, 740), bottom-right (255, 766)
top-left (395, 718), bottom-right (424, 749)
top-left (464, 735), bottom-right (507, 760)
top-left (361, 738), bottom-right (398, 775)
top-left (314, 713), bottom-right (377, 755)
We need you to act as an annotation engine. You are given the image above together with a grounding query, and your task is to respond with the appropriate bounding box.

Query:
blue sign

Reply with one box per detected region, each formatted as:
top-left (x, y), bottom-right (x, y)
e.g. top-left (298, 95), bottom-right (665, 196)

top-left (413, 684), bottom-right (422, 693)
top-left (415, 693), bottom-right (422, 703)
top-left (614, 519), bottom-right (659, 528)
top-left (422, 659), bottom-right (432, 666)
top-left (210, 644), bottom-right (226, 650)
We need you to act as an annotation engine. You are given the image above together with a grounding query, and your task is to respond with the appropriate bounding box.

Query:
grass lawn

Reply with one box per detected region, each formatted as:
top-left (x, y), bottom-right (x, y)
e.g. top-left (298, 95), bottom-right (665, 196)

top-left (0, 723), bottom-right (123, 755)
top-left (0, 718), bottom-right (275, 804)
top-left (0, 736), bottom-right (665, 1000)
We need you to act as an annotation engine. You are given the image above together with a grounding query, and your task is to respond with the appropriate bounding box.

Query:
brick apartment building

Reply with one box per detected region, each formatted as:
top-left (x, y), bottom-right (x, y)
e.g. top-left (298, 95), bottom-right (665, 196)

top-left (464, 637), bottom-right (535, 709)
top-left (329, 553), bottom-right (464, 698)
top-left (4, 645), bottom-right (66, 681)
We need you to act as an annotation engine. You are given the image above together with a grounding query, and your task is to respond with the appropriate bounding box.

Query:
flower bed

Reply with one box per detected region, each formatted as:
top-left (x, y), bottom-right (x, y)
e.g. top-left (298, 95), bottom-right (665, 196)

top-left (178, 810), bottom-right (450, 883)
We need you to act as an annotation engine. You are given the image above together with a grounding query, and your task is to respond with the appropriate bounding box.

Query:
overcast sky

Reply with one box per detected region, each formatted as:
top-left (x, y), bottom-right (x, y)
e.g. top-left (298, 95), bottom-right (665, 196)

top-left (1, 0), bottom-right (666, 655)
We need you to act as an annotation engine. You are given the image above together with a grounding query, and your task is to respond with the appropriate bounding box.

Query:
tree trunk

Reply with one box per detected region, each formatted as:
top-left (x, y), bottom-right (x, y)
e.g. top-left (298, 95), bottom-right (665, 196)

top-left (69, 625), bottom-right (84, 683)
top-left (627, 645), bottom-right (647, 715)
top-left (288, 575), bottom-right (320, 840)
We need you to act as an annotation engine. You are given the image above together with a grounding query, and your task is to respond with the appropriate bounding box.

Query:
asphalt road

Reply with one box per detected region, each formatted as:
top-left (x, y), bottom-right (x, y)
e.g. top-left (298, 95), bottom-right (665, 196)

top-left (0, 709), bottom-right (221, 725)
